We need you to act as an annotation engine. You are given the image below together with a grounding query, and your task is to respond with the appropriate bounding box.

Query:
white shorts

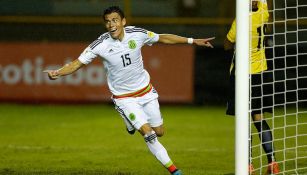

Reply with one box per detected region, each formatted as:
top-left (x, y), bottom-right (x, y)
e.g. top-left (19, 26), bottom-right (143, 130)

top-left (112, 88), bottom-right (163, 131)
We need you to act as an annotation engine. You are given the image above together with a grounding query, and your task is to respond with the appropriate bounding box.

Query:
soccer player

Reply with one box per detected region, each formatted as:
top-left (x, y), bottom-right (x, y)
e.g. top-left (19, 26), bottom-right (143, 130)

top-left (224, 0), bottom-right (280, 174)
top-left (44, 6), bottom-right (214, 175)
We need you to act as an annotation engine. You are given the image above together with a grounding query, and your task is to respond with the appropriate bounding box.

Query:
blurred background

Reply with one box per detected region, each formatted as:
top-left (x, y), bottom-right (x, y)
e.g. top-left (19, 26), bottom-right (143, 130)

top-left (0, 0), bottom-right (306, 106)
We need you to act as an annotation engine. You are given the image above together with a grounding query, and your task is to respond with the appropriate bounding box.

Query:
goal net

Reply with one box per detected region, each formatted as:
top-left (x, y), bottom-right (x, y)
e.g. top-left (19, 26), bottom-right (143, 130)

top-left (249, 0), bottom-right (307, 174)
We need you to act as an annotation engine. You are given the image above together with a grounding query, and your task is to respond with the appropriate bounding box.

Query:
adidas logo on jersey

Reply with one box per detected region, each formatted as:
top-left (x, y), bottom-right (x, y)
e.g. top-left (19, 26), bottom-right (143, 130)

top-left (108, 49), bottom-right (114, 53)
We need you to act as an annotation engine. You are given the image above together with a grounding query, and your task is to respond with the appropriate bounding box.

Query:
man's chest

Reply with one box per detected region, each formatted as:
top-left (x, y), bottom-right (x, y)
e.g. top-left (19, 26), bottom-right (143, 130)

top-left (101, 39), bottom-right (143, 67)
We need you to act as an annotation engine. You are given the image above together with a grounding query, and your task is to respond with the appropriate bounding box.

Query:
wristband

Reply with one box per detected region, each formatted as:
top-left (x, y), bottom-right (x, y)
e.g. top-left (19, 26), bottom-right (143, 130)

top-left (187, 38), bottom-right (194, 44)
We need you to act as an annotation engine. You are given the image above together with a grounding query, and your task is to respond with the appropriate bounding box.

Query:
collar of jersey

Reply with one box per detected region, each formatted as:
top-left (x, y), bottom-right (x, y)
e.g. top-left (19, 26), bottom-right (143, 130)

top-left (110, 28), bottom-right (127, 42)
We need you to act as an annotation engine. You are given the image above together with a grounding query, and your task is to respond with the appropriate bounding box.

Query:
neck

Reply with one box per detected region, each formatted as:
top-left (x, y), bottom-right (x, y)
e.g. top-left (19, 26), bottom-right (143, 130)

top-left (118, 30), bottom-right (125, 41)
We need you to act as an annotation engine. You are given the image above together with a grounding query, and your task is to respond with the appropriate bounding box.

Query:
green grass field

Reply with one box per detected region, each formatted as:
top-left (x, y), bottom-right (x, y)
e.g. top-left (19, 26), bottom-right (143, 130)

top-left (0, 104), bottom-right (306, 175)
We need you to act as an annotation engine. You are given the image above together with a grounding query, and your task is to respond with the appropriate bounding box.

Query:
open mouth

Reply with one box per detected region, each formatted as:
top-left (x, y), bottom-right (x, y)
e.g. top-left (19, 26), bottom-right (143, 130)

top-left (110, 29), bottom-right (117, 33)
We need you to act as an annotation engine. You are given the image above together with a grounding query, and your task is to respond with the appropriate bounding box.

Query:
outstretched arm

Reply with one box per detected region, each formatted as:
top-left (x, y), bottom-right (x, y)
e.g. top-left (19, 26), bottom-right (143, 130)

top-left (43, 59), bottom-right (84, 80)
top-left (158, 34), bottom-right (215, 48)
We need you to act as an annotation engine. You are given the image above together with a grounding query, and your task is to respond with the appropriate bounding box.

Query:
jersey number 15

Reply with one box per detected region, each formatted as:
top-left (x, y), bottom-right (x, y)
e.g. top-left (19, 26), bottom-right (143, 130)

top-left (121, 54), bottom-right (131, 67)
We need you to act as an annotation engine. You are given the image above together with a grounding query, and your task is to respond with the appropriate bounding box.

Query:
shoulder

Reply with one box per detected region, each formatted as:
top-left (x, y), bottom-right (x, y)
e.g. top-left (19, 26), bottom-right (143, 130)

top-left (98, 32), bottom-right (111, 40)
top-left (258, 0), bottom-right (268, 11)
top-left (254, 2), bottom-right (269, 21)
top-left (125, 26), bottom-right (148, 34)
top-left (89, 32), bottom-right (111, 50)
top-left (228, 19), bottom-right (236, 31)
top-left (231, 19), bottom-right (236, 27)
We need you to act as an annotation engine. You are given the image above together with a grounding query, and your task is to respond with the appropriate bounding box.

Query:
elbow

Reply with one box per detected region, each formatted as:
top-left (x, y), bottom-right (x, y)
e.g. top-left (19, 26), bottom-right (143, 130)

top-left (224, 39), bottom-right (234, 51)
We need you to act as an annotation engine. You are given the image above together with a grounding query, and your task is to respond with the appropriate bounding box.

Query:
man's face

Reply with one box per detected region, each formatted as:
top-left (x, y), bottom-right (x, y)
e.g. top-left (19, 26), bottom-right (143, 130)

top-left (104, 12), bottom-right (126, 40)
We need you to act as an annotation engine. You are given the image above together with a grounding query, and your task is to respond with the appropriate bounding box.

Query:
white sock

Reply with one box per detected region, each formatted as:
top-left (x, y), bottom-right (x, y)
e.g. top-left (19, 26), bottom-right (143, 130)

top-left (144, 131), bottom-right (171, 165)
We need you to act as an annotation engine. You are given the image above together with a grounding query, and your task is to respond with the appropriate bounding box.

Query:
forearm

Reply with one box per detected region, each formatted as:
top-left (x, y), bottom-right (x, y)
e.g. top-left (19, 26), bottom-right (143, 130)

top-left (158, 34), bottom-right (215, 48)
top-left (57, 59), bottom-right (84, 76)
top-left (224, 38), bottom-right (235, 60)
top-left (224, 38), bottom-right (235, 51)
top-left (158, 34), bottom-right (191, 44)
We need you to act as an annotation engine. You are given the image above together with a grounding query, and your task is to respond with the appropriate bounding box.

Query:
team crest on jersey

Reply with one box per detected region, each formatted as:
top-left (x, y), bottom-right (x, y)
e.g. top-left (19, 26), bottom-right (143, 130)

top-left (128, 40), bottom-right (137, 49)
top-left (129, 113), bottom-right (136, 121)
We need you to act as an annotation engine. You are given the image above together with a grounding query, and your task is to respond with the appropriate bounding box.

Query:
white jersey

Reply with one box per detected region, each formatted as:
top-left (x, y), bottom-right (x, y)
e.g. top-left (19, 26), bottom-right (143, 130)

top-left (78, 26), bottom-right (159, 95)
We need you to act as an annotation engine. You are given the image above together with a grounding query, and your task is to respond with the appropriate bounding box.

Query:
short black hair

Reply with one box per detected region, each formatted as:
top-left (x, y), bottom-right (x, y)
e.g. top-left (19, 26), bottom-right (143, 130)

top-left (103, 6), bottom-right (125, 20)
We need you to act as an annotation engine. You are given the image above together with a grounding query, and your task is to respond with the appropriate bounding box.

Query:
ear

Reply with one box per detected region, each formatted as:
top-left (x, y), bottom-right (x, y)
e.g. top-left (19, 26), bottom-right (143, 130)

top-left (122, 18), bottom-right (126, 26)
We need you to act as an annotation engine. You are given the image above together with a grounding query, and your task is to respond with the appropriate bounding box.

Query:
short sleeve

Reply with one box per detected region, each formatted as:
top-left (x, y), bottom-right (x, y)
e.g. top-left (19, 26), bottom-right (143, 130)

top-left (258, 1), bottom-right (269, 22)
top-left (78, 47), bottom-right (97, 65)
top-left (259, 0), bottom-right (268, 12)
top-left (226, 19), bottom-right (236, 43)
top-left (143, 30), bottom-right (159, 46)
